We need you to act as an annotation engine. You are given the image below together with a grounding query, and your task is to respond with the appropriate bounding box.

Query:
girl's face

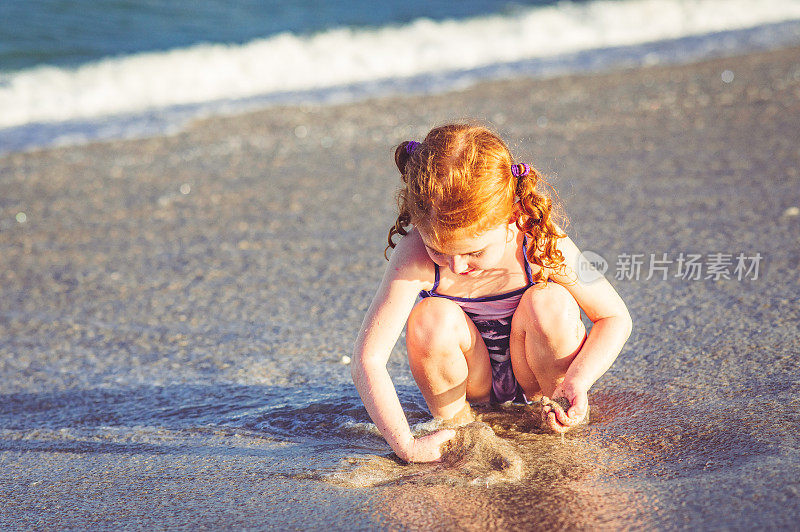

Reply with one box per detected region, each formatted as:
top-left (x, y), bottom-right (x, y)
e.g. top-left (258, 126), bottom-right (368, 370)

top-left (419, 223), bottom-right (513, 276)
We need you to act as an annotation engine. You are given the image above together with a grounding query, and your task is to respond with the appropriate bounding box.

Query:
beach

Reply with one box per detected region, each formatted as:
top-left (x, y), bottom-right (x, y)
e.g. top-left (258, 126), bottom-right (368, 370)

top-left (1, 45), bottom-right (799, 529)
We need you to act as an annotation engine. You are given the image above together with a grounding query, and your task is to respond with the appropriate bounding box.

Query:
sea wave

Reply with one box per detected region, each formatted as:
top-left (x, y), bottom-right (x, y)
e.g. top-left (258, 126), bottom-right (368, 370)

top-left (1, 0), bottom-right (800, 150)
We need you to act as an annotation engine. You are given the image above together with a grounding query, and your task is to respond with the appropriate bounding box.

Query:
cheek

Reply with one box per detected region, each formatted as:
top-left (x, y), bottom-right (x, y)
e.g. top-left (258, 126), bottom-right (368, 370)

top-left (473, 248), bottom-right (506, 267)
top-left (467, 255), bottom-right (492, 269)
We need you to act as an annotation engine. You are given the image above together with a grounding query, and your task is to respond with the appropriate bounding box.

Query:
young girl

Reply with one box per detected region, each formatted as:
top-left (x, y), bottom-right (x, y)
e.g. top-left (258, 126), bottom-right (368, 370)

top-left (351, 124), bottom-right (632, 463)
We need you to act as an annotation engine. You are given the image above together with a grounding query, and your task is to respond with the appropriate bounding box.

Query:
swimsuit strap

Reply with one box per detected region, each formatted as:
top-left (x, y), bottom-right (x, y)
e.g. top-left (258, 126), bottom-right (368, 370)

top-left (431, 263), bottom-right (440, 291)
top-left (522, 234), bottom-right (534, 285)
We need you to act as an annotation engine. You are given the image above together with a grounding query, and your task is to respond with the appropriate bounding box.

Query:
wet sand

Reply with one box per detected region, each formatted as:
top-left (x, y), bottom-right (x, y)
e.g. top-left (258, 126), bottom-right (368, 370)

top-left (1, 46), bottom-right (800, 529)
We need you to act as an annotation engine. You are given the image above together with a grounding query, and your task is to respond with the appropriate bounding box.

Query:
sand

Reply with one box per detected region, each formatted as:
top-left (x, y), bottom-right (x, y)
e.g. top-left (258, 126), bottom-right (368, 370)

top-left (1, 46), bottom-right (799, 529)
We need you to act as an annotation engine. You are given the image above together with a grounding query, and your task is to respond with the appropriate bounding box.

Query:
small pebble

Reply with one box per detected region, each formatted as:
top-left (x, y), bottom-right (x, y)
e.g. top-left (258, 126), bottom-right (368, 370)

top-left (340, 355), bottom-right (351, 365)
top-left (721, 70), bottom-right (734, 83)
top-left (783, 206), bottom-right (799, 217)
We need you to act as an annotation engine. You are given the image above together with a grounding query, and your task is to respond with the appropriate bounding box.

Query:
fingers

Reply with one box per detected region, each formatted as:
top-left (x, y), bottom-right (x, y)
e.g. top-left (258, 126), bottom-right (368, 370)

top-left (566, 404), bottom-right (586, 423)
top-left (545, 409), bottom-right (569, 433)
top-left (568, 393), bottom-right (588, 420)
top-left (544, 385), bottom-right (589, 430)
top-left (406, 429), bottom-right (457, 463)
top-left (553, 404), bottom-right (571, 425)
top-left (430, 428), bottom-right (456, 445)
top-left (541, 399), bottom-right (570, 425)
top-left (541, 400), bottom-right (586, 433)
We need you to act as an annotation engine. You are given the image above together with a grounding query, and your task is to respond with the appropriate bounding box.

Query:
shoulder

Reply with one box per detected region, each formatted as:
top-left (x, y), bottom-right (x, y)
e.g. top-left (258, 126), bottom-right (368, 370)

top-left (543, 231), bottom-right (631, 323)
top-left (524, 223), bottom-right (575, 280)
top-left (547, 231), bottom-right (580, 283)
top-left (385, 228), bottom-right (435, 288)
top-left (528, 223), bottom-right (578, 281)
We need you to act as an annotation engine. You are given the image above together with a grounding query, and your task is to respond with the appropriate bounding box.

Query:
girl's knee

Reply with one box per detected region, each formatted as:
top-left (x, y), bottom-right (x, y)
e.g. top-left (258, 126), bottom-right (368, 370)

top-left (513, 282), bottom-right (584, 345)
top-left (407, 297), bottom-right (469, 354)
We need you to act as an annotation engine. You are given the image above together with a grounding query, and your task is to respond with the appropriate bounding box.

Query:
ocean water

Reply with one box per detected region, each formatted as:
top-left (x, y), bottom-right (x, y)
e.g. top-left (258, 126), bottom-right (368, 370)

top-left (2, 0), bottom-right (800, 154)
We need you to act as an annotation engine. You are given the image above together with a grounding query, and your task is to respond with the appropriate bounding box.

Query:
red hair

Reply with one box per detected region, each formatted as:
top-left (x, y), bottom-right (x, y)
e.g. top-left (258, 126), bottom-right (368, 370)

top-left (386, 123), bottom-right (567, 283)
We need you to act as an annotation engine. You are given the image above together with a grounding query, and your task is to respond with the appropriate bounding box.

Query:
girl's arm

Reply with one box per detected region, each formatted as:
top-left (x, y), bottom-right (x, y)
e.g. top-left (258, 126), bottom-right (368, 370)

top-left (546, 235), bottom-right (633, 430)
top-left (351, 232), bottom-right (455, 462)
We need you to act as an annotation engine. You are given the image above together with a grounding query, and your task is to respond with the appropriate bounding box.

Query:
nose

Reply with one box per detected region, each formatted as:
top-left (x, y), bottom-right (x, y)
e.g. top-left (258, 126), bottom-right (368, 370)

top-left (449, 255), bottom-right (469, 274)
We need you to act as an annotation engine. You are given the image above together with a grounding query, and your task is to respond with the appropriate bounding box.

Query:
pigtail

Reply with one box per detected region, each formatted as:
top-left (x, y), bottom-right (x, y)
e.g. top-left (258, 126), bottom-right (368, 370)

top-left (394, 141), bottom-right (419, 182)
top-left (385, 211), bottom-right (411, 259)
top-left (385, 141), bottom-right (421, 259)
top-left (514, 165), bottom-right (568, 283)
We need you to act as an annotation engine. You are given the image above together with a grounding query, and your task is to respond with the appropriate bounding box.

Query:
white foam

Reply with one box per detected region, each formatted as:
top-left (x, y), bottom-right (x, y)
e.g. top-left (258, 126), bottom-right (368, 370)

top-left (1, 0), bottom-right (800, 131)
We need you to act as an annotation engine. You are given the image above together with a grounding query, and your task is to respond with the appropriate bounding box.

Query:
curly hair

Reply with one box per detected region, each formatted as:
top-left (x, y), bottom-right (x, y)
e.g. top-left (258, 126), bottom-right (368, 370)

top-left (386, 123), bottom-right (567, 283)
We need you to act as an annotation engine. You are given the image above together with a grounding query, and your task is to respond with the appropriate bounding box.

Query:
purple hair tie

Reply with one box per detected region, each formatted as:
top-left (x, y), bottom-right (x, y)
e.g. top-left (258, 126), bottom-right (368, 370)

top-left (405, 141), bottom-right (421, 154)
top-left (511, 163), bottom-right (530, 178)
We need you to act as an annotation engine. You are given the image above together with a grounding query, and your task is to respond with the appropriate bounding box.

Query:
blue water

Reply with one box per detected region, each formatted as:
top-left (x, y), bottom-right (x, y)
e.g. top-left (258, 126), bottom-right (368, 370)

top-left (0, 0), bottom-right (566, 72)
top-left (1, 0), bottom-right (800, 154)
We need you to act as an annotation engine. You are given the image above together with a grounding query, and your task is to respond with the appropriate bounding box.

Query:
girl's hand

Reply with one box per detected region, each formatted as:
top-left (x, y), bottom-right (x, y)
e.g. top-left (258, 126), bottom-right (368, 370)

top-left (542, 381), bottom-right (589, 433)
top-left (398, 429), bottom-right (457, 463)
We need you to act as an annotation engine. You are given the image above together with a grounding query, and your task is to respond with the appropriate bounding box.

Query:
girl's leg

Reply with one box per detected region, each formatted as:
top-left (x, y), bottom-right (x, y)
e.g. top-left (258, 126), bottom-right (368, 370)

top-left (406, 297), bottom-right (492, 421)
top-left (509, 283), bottom-right (587, 399)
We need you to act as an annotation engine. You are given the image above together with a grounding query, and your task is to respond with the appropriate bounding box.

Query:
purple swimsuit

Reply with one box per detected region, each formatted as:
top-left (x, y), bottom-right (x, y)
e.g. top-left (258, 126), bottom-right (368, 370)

top-left (418, 236), bottom-right (540, 403)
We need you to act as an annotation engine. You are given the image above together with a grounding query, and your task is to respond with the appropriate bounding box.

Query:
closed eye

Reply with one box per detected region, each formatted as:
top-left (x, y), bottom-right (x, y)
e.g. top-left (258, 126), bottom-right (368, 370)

top-left (426, 247), bottom-right (443, 256)
top-left (426, 246), bottom-right (483, 258)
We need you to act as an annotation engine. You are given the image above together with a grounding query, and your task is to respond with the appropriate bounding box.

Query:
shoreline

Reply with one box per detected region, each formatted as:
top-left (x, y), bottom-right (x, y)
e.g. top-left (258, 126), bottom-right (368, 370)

top-left (4, 21), bottom-right (800, 158)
